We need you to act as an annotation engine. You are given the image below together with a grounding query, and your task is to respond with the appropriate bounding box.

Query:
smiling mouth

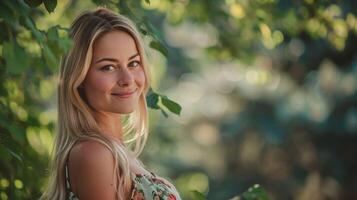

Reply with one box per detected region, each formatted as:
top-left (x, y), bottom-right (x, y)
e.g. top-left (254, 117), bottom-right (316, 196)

top-left (111, 89), bottom-right (137, 98)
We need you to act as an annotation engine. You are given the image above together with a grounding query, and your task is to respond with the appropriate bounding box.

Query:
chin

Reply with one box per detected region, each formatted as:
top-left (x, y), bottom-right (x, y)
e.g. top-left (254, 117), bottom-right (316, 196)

top-left (120, 110), bottom-right (135, 114)
top-left (117, 107), bottom-right (136, 114)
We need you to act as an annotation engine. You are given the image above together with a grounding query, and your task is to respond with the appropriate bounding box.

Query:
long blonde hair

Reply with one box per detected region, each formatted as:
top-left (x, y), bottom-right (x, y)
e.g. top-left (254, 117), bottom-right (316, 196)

top-left (41, 8), bottom-right (151, 200)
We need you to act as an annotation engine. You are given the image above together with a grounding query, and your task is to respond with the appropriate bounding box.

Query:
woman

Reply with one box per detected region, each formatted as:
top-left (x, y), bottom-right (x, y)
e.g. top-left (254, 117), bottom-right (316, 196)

top-left (41, 8), bottom-right (181, 200)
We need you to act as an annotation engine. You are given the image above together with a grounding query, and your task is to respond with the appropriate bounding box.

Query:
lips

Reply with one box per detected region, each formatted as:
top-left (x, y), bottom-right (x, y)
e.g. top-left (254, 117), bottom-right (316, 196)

top-left (111, 89), bottom-right (137, 98)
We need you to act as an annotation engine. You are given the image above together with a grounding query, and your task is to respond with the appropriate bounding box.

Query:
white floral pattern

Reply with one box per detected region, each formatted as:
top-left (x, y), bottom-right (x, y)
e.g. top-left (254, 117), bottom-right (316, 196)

top-left (130, 173), bottom-right (181, 200)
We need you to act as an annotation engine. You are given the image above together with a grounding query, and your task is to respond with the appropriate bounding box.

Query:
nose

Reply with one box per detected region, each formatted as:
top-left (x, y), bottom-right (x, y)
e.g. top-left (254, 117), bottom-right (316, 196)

top-left (117, 67), bottom-right (134, 87)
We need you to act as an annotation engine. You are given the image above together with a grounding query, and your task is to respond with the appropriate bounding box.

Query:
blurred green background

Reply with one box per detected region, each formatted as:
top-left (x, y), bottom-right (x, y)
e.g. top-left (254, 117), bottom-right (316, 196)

top-left (1, 0), bottom-right (357, 199)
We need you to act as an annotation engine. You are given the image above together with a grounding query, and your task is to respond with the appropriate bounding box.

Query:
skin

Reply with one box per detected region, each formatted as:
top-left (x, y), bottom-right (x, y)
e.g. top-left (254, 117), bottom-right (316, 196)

top-left (68, 30), bottom-right (148, 200)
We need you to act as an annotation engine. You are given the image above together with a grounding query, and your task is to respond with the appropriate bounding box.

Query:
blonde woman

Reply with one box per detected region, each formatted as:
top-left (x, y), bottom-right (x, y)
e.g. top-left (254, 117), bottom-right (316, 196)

top-left (41, 8), bottom-right (181, 200)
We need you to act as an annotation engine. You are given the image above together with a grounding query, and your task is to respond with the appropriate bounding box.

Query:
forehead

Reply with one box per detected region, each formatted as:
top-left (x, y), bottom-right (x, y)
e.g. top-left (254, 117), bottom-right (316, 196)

top-left (92, 30), bottom-right (138, 60)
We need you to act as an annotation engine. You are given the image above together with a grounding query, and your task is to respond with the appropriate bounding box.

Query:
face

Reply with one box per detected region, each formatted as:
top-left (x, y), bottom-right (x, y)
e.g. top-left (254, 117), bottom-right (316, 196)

top-left (81, 30), bottom-right (146, 115)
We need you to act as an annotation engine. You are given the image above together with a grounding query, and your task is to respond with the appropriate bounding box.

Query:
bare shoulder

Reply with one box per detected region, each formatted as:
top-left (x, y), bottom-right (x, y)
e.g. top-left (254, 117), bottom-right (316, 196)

top-left (68, 139), bottom-right (117, 200)
top-left (70, 139), bottom-right (113, 163)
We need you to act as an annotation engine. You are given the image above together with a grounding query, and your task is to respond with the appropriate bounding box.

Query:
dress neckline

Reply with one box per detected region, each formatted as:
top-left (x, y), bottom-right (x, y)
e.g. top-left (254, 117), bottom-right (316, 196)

top-left (131, 171), bottom-right (156, 179)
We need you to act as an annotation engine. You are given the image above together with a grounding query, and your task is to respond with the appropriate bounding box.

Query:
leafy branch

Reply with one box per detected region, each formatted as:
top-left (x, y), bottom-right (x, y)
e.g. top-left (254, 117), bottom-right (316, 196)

top-left (191, 184), bottom-right (271, 200)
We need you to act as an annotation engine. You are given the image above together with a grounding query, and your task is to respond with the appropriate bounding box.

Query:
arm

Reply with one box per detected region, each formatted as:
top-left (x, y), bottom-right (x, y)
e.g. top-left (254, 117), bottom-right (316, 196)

top-left (68, 140), bottom-right (121, 200)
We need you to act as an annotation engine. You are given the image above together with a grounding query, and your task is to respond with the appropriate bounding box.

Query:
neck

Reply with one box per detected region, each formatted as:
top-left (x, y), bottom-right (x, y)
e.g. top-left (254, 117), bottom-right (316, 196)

top-left (94, 111), bottom-right (123, 142)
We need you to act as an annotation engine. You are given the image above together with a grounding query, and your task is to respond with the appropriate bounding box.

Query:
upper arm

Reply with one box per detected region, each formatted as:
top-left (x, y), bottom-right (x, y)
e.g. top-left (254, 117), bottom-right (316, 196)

top-left (68, 140), bottom-right (118, 200)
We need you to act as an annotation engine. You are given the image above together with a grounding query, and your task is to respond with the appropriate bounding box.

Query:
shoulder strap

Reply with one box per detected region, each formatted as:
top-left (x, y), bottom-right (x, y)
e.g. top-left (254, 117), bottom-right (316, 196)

top-left (65, 158), bottom-right (72, 190)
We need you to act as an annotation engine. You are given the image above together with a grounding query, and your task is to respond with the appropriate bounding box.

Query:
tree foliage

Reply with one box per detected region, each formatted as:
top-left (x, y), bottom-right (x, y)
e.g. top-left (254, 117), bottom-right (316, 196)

top-left (0, 0), bottom-right (180, 199)
top-left (1, 0), bottom-right (356, 199)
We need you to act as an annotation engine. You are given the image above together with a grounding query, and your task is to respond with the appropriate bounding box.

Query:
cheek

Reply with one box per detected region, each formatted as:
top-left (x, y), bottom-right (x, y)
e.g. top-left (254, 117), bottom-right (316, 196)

top-left (82, 71), bottom-right (116, 110)
top-left (84, 71), bottom-right (114, 93)
top-left (135, 70), bottom-right (146, 88)
top-left (82, 71), bottom-right (116, 103)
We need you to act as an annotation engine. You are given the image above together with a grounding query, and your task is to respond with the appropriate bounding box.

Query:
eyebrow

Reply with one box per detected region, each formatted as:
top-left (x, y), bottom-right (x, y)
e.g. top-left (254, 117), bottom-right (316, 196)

top-left (95, 53), bottom-right (140, 64)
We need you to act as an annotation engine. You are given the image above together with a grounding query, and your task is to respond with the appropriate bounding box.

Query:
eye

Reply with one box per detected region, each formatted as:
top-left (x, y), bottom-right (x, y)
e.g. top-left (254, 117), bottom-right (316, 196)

top-left (128, 60), bottom-right (141, 68)
top-left (100, 65), bottom-right (116, 72)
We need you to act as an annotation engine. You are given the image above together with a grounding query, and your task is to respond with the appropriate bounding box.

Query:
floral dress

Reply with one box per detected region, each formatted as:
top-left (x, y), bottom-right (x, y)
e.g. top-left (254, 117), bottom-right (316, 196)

top-left (65, 162), bottom-right (181, 200)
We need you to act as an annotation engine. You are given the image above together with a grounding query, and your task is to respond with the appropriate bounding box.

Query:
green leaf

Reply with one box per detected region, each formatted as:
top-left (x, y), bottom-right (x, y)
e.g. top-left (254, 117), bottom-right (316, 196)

top-left (0, 145), bottom-right (12, 161)
top-left (42, 44), bottom-right (58, 70)
top-left (146, 88), bottom-right (160, 109)
top-left (149, 40), bottom-right (168, 57)
top-left (142, 18), bottom-right (168, 57)
top-left (139, 27), bottom-right (148, 36)
top-left (242, 184), bottom-right (270, 200)
top-left (3, 41), bottom-right (30, 75)
top-left (8, 123), bottom-right (26, 144)
top-left (46, 26), bottom-right (61, 54)
top-left (146, 88), bottom-right (182, 117)
top-left (118, 0), bottom-right (134, 17)
top-left (43, 0), bottom-right (57, 13)
top-left (24, 17), bottom-right (45, 42)
top-left (190, 190), bottom-right (206, 200)
top-left (58, 36), bottom-right (73, 53)
top-left (46, 26), bottom-right (73, 54)
top-left (145, 0), bottom-right (150, 4)
top-left (0, 132), bottom-right (23, 162)
top-left (0, 23), bottom-right (8, 44)
top-left (47, 26), bottom-right (59, 41)
top-left (24, 0), bottom-right (43, 7)
top-left (143, 19), bottom-right (161, 39)
top-left (4, 146), bottom-right (22, 162)
top-left (161, 96), bottom-right (181, 115)
top-left (3, 0), bottom-right (30, 18)
top-left (160, 109), bottom-right (168, 118)
top-left (0, 2), bottom-right (17, 24)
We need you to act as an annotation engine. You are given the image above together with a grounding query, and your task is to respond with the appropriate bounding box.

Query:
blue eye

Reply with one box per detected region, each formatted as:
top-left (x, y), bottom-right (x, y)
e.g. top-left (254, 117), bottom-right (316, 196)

top-left (100, 65), bottom-right (115, 72)
top-left (129, 61), bottom-right (141, 68)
